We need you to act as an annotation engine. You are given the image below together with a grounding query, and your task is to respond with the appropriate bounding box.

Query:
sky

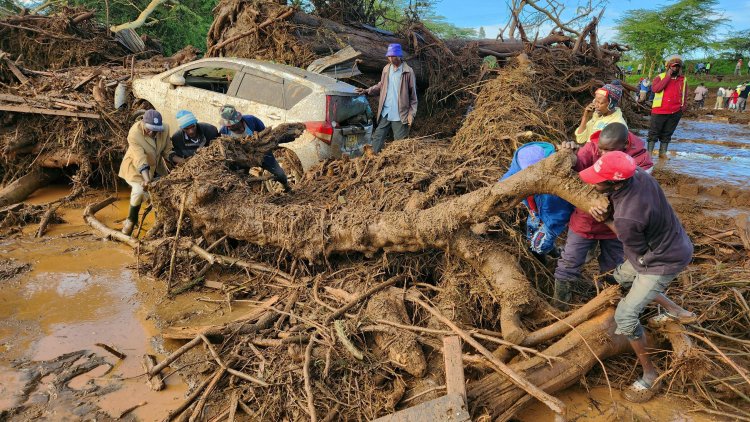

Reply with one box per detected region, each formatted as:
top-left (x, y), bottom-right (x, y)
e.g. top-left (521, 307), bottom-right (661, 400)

top-left (432, 0), bottom-right (750, 42)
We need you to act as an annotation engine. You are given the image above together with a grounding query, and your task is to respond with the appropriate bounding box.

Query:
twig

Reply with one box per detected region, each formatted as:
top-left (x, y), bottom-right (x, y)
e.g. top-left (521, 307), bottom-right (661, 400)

top-left (334, 320), bottom-right (363, 360)
top-left (166, 373), bottom-right (213, 421)
top-left (149, 336), bottom-right (202, 377)
top-left (118, 401), bottom-right (147, 419)
top-left (188, 368), bottom-right (226, 422)
top-left (304, 334), bottom-right (318, 422)
top-left (95, 342), bottom-right (127, 359)
top-left (208, 8), bottom-right (295, 54)
top-left (167, 193), bottom-right (188, 289)
top-left (323, 275), bottom-right (402, 323)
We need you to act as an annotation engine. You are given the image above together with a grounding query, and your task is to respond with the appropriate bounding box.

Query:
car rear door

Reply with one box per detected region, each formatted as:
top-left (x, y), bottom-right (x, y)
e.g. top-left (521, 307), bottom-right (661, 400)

top-left (231, 66), bottom-right (287, 126)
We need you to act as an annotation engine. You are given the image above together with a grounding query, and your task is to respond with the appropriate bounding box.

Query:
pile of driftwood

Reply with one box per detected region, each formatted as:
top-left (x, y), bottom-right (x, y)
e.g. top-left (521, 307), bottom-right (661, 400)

top-left (79, 46), bottom-right (750, 421)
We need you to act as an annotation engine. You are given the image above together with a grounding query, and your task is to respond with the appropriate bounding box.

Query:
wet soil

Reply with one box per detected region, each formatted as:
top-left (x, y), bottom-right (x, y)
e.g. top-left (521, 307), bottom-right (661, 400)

top-left (0, 186), bottom-right (187, 421)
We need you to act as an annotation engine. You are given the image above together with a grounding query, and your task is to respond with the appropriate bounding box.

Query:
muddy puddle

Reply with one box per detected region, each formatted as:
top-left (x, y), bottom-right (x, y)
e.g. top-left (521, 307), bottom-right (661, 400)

top-left (0, 186), bottom-right (186, 421)
top-left (636, 119), bottom-right (750, 187)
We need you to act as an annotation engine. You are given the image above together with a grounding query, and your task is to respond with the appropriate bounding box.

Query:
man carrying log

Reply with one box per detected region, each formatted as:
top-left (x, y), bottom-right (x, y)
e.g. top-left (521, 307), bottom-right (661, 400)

top-left (575, 80), bottom-right (627, 144)
top-left (218, 105), bottom-right (291, 192)
top-left (355, 43), bottom-right (418, 153)
top-left (170, 110), bottom-right (219, 160)
top-left (554, 123), bottom-right (653, 310)
top-left (582, 148), bottom-right (697, 403)
top-left (119, 109), bottom-right (184, 236)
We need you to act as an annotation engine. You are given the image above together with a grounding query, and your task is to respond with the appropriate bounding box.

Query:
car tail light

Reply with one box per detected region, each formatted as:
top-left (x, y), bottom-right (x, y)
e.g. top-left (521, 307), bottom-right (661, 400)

top-left (305, 95), bottom-right (334, 143)
top-left (305, 121), bottom-right (334, 143)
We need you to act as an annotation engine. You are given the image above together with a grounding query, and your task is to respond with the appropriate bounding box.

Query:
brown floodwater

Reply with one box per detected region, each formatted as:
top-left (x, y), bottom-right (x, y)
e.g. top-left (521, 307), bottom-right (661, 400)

top-left (0, 186), bottom-right (186, 420)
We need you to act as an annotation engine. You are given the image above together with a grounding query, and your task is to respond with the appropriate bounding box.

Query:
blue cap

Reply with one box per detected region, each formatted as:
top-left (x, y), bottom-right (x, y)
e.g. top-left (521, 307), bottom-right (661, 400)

top-left (176, 110), bottom-right (198, 129)
top-left (517, 145), bottom-right (546, 169)
top-left (386, 43), bottom-right (403, 57)
top-left (143, 109), bottom-right (164, 132)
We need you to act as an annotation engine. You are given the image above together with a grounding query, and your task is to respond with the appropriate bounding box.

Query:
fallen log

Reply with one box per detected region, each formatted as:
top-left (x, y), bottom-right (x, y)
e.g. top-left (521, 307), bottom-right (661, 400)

top-left (0, 104), bottom-right (100, 119)
top-left (0, 168), bottom-right (59, 207)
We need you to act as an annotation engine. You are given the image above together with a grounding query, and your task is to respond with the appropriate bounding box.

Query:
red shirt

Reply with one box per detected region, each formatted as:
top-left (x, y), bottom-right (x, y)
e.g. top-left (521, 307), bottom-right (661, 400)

top-left (651, 74), bottom-right (687, 115)
top-left (569, 131), bottom-right (654, 239)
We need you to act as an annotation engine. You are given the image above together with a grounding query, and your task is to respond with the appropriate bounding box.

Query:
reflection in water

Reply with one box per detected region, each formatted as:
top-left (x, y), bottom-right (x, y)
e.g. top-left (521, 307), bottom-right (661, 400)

top-left (635, 119), bottom-right (750, 187)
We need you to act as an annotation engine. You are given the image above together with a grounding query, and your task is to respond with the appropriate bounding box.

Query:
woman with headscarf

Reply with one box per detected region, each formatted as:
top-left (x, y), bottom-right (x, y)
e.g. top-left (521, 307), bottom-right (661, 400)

top-left (575, 80), bottom-right (628, 144)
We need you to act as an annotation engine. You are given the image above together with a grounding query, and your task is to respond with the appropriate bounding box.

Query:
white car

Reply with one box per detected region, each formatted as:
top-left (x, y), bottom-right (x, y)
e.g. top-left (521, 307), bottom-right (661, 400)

top-left (132, 57), bottom-right (373, 178)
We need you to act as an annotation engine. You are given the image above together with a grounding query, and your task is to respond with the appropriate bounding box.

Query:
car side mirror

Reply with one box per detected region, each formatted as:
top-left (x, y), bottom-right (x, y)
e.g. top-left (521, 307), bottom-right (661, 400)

top-left (169, 73), bottom-right (186, 89)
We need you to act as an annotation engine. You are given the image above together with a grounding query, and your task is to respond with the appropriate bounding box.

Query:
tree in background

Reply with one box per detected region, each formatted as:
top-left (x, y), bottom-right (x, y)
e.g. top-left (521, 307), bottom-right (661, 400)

top-left (478, 26), bottom-right (486, 39)
top-left (615, 0), bottom-right (722, 76)
top-left (720, 29), bottom-right (750, 59)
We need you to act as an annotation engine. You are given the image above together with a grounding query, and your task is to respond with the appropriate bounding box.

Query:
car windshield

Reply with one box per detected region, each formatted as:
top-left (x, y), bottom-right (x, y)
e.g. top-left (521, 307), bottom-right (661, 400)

top-left (328, 95), bottom-right (372, 125)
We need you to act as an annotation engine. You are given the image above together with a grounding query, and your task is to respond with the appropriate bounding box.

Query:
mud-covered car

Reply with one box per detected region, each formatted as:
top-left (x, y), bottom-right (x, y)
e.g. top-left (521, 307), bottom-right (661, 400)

top-left (132, 58), bottom-right (373, 182)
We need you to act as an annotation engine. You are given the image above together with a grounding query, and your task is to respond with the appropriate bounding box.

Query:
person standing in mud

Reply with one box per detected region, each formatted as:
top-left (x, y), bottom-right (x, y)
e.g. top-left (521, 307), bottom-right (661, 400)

top-left (574, 81), bottom-right (627, 144)
top-left (582, 150), bottom-right (696, 403)
top-left (714, 87), bottom-right (725, 110)
top-left (693, 83), bottom-right (708, 109)
top-left (218, 105), bottom-right (291, 192)
top-left (554, 123), bottom-right (653, 311)
top-left (737, 82), bottom-right (749, 112)
top-left (119, 109), bottom-right (183, 236)
top-left (500, 142), bottom-right (574, 263)
top-left (170, 110), bottom-right (219, 160)
top-left (647, 55), bottom-right (687, 159)
top-left (355, 43), bottom-right (418, 153)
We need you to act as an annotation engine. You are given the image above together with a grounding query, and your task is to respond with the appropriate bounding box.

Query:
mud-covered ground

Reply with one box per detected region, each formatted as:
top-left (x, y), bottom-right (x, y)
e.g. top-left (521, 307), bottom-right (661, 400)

top-left (1, 118), bottom-right (748, 421)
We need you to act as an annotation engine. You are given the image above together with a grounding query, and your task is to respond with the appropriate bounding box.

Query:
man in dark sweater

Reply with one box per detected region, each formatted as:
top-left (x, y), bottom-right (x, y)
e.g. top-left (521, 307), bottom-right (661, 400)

top-left (170, 110), bottom-right (219, 159)
top-left (581, 150), bottom-right (696, 403)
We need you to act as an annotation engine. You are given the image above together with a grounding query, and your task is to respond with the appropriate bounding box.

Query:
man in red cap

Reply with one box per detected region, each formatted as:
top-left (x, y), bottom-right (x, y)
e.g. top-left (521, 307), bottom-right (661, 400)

top-left (554, 123), bottom-right (652, 311)
top-left (581, 150), bottom-right (696, 403)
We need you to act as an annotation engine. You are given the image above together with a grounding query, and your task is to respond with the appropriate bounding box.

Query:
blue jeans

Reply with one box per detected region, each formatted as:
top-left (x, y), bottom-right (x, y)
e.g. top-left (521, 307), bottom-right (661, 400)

top-left (262, 152), bottom-right (288, 185)
top-left (613, 260), bottom-right (676, 340)
top-left (554, 229), bottom-right (624, 282)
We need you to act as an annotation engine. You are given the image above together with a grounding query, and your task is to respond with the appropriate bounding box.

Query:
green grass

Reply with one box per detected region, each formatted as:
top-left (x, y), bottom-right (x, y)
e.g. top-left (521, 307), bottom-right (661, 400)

top-left (625, 74), bottom-right (748, 89)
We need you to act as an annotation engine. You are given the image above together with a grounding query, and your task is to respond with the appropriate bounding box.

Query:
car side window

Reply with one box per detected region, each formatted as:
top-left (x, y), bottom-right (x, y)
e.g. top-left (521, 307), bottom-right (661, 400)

top-left (284, 81), bottom-right (312, 110)
top-left (183, 66), bottom-right (236, 94)
top-left (236, 70), bottom-right (284, 109)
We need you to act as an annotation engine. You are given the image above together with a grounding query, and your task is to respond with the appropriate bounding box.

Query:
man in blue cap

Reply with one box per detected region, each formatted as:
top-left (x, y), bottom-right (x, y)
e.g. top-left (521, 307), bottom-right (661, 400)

top-left (218, 105), bottom-right (291, 192)
top-left (170, 110), bottom-right (219, 160)
top-left (356, 43), bottom-right (418, 153)
top-left (119, 109), bottom-right (182, 236)
top-left (501, 142), bottom-right (573, 262)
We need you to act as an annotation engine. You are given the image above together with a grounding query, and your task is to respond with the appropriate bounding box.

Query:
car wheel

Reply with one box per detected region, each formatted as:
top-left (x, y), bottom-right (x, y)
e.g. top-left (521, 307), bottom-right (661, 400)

top-left (262, 148), bottom-right (304, 193)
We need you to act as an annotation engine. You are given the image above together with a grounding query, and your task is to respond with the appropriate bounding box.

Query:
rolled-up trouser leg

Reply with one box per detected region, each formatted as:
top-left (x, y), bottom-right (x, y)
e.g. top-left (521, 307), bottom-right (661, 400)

top-left (554, 229), bottom-right (597, 282)
top-left (126, 180), bottom-right (149, 207)
top-left (613, 260), bottom-right (676, 340)
top-left (261, 152), bottom-right (288, 186)
top-left (371, 118), bottom-right (392, 153)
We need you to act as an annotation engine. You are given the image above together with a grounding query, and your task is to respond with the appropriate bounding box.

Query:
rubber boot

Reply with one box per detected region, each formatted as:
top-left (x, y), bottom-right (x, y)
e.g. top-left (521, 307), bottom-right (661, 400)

top-left (647, 140), bottom-right (656, 156)
top-left (552, 279), bottom-right (572, 311)
top-left (658, 142), bottom-right (669, 159)
top-left (121, 204), bottom-right (141, 236)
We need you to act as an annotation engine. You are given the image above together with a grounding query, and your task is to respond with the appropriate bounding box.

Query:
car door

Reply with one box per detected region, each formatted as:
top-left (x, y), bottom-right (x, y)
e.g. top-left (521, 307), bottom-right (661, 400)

top-left (231, 66), bottom-right (287, 127)
top-left (160, 61), bottom-right (243, 130)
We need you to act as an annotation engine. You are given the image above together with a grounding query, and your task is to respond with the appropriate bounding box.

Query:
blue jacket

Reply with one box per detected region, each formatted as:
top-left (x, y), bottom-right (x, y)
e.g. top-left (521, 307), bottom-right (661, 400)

top-left (219, 115), bottom-right (266, 136)
top-left (500, 142), bottom-right (574, 254)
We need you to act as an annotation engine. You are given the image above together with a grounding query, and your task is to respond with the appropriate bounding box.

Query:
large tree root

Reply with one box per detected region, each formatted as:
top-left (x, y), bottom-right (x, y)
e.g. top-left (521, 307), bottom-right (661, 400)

top-left (0, 167), bottom-right (59, 207)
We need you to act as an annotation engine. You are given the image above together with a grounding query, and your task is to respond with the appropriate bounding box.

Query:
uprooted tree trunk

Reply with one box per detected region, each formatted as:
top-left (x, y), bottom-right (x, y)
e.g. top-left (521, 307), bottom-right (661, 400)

top-left (0, 168), bottom-right (59, 207)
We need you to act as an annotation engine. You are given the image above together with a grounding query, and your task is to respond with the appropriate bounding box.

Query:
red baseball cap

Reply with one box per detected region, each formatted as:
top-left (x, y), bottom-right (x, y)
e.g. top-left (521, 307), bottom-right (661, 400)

top-left (579, 151), bottom-right (636, 184)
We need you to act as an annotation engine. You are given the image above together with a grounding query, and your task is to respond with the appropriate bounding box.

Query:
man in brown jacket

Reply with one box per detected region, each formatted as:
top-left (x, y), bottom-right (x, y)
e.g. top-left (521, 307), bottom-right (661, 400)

top-left (118, 109), bottom-right (183, 236)
top-left (356, 43), bottom-right (418, 153)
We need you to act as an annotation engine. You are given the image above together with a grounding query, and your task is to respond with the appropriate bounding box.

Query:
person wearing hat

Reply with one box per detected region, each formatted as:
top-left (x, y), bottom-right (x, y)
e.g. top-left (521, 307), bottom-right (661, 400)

top-left (500, 142), bottom-right (574, 262)
top-left (648, 55), bottom-right (688, 158)
top-left (355, 43), bottom-right (418, 153)
top-left (553, 123), bottom-right (653, 311)
top-left (575, 80), bottom-right (628, 144)
top-left (118, 109), bottom-right (181, 236)
top-left (170, 110), bottom-right (219, 159)
top-left (218, 105), bottom-right (291, 192)
top-left (581, 149), bottom-right (696, 403)
top-left (736, 82), bottom-right (749, 112)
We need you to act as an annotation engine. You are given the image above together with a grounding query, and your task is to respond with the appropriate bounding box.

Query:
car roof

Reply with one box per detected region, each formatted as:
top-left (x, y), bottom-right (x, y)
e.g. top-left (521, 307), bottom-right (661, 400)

top-left (165, 57), bottom-right (358, 95)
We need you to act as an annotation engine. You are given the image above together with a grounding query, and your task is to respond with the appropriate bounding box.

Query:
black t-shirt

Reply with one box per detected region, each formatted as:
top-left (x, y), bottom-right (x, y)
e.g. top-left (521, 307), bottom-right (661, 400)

top-left (739, 85), bottom-right (750, 99)
top-left (170, 123), bottom-right (219, 158)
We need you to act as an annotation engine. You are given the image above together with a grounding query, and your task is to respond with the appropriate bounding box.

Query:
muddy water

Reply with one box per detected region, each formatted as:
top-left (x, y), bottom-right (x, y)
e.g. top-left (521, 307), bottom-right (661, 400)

top-left (0, 186), bottom-right (185, 420)
top-left (637, 119), bottom-right (750, 187)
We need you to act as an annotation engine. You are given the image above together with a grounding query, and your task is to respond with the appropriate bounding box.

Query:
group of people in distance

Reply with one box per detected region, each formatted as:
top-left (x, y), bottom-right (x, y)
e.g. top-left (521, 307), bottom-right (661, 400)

top-left (506, 54), bottom-right (696, 403)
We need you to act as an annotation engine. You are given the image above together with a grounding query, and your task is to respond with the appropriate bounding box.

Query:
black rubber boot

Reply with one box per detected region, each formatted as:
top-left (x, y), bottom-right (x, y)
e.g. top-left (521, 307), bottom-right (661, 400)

top-left (647, 140), bottom-right (656, 156)
top-left (122, 204), bottom-right (142, 236)
top-left (658, 142), bottom-right (669, 159)
top-left (552, 279), bottom-right (572, 311)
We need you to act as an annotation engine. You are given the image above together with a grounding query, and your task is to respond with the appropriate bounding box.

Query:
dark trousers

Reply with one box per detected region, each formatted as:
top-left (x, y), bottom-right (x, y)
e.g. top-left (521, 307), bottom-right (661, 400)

top-left (262, 152), bottom-right (288, 185)
top-left (372, 118), bottom-right (410, 153)
top-left (554, 229), bottom-right (624, 282)
top-left (647, 111), bottom-right (682, 145)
